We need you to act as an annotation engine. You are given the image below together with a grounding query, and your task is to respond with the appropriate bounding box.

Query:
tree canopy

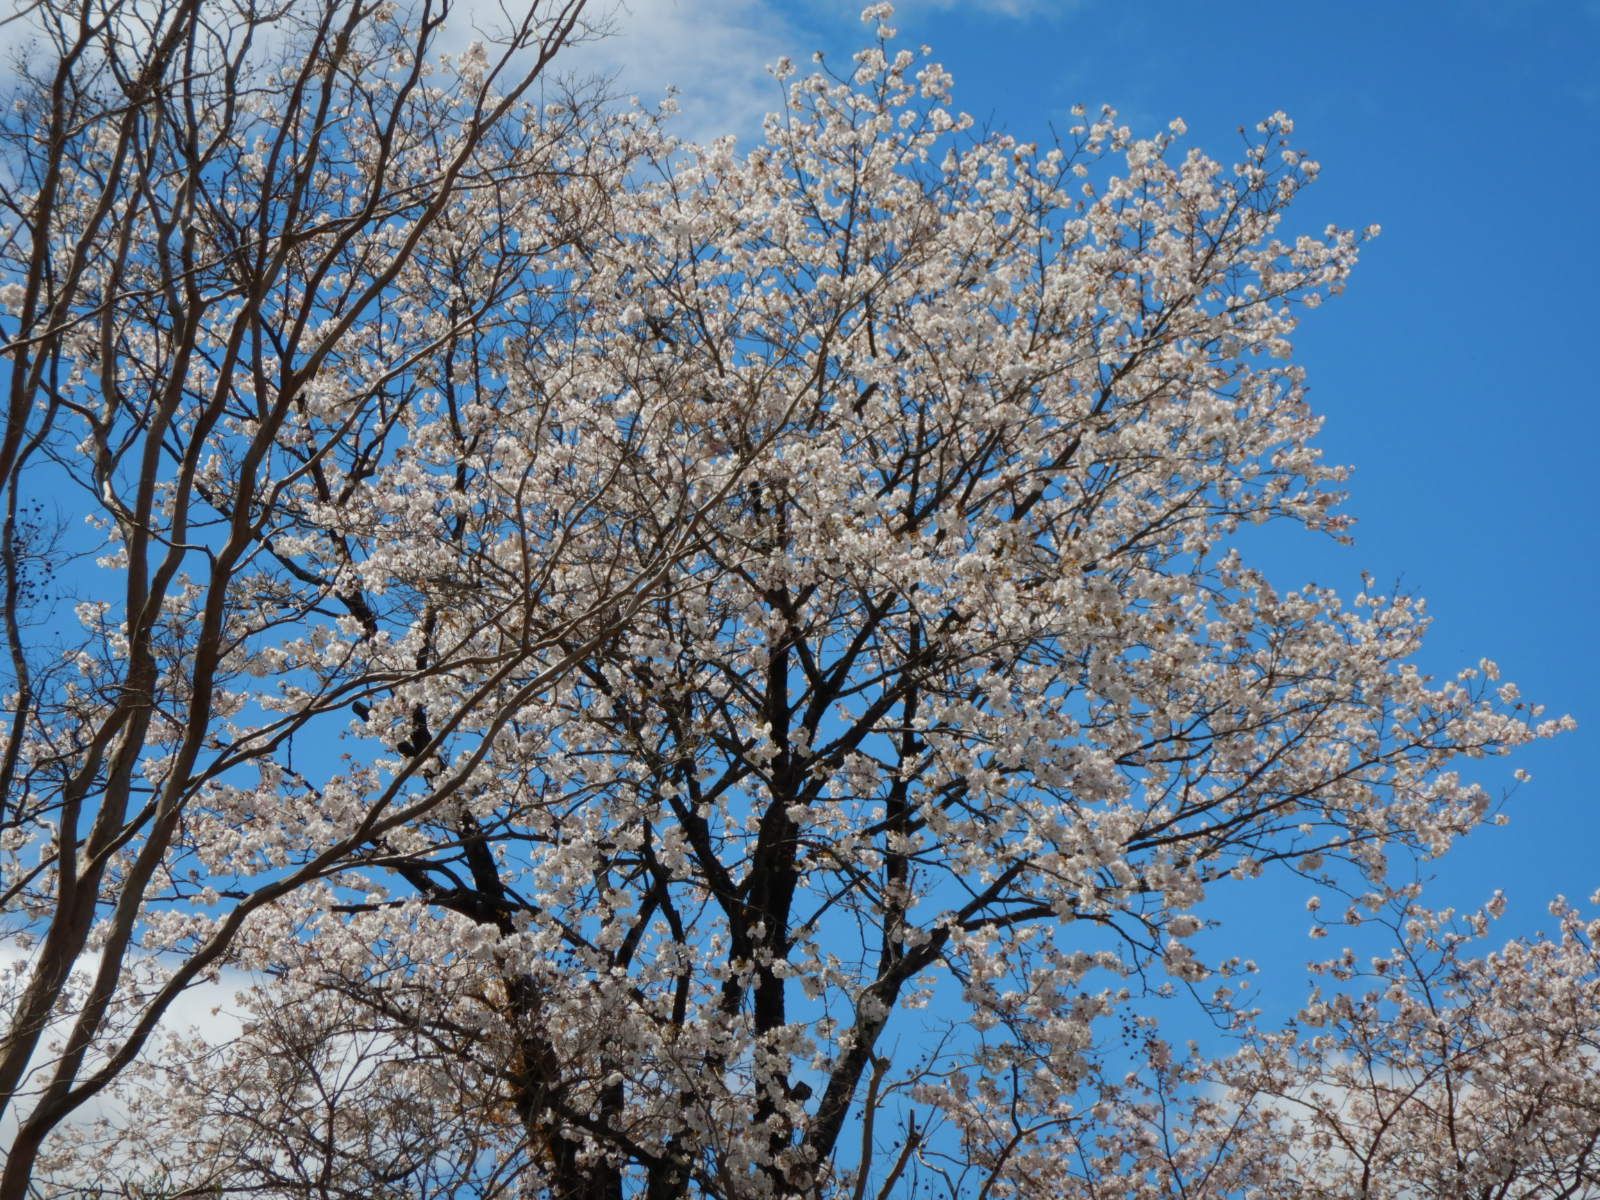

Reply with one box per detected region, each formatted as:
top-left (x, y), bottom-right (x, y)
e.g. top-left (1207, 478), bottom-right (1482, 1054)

top-left (1, 2), bottom-right (1592, 1198)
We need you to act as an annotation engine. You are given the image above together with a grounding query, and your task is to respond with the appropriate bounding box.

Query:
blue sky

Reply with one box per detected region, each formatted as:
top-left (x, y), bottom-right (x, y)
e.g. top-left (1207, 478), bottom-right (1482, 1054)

top-left (584, 0), bottom-right (1600, 983)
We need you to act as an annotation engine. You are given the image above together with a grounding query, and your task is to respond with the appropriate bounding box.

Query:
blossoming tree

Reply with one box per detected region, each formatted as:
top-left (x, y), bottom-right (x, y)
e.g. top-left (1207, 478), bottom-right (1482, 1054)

top-left (1222, 891), bottom-right (1600, 1199)
top-left (3, 1), bottom-right (1589, 1198)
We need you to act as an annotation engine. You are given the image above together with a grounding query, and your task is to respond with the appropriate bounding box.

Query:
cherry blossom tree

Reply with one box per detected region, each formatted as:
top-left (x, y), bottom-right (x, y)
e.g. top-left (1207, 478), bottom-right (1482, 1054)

top-left (3, 2), bottom-right (1583, 1198)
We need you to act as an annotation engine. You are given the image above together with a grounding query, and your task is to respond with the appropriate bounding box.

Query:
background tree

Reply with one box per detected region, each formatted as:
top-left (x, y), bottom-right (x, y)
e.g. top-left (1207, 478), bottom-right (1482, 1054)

top-left (1220, 891), bottom-right (1600, 1199)
top-left (5, 2), bottom-right (1584, 1199)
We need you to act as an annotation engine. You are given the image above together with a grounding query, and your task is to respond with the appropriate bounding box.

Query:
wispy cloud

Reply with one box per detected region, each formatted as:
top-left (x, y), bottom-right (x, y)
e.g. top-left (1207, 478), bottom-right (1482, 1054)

top-left (559, 0), bottom-right (810, 144)
top-left (901, 0), bottom-right (1082, 17)
top-left (555, 0), bottom-right (1075, 145)
top-left (0, 940), bottom-right (247, 1158)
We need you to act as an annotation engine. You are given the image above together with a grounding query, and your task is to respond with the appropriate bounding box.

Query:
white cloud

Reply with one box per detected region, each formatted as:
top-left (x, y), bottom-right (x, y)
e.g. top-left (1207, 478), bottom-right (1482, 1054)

top-left (558, 0), bottom-right (810, 144)
top-left (900, 0), bottom-right (1080, 16)
top-left (556, 0), bottom-right (1073, 144)
top-left (0, 939), bottom-right (248, 1160)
